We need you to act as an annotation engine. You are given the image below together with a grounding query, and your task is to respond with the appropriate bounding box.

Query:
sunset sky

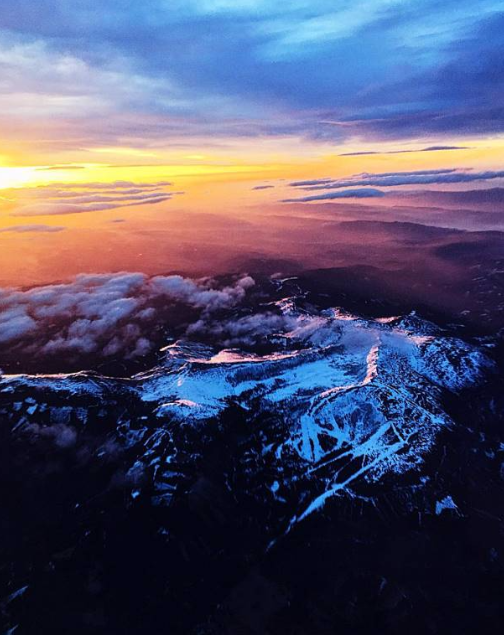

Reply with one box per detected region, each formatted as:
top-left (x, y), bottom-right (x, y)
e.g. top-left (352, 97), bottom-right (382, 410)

top-left (0, 0), bottom-right (503, 285)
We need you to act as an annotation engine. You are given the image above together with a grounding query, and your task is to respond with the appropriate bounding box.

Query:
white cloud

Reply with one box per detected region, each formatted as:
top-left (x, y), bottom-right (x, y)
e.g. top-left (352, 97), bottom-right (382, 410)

top-left (0, 272), bottom-right (255, 362)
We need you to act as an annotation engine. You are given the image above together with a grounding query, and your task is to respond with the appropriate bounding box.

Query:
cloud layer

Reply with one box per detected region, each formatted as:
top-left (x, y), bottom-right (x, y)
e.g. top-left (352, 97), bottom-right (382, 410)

top-left (0, 224), bottom-right (66, 233)
top-left (9, 181), bottom-right (177, 217)
top-left (339, 145), bottom-right (469, 156)
top-left (0, 272), bottom-right (255, 364)
top-left (289, 168), bottom-right (504, 191)
top-left (282, 188), bottom-right (385, 203)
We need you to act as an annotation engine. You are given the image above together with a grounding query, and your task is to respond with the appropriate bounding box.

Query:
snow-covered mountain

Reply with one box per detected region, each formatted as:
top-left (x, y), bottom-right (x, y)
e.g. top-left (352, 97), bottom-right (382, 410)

top-left (0, 293), bottom-right (494, 531)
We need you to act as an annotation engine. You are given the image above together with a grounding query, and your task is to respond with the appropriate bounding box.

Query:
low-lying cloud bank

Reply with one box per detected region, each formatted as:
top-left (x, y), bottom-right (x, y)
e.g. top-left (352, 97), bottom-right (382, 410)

top-left (9, 181), bottom-right (177, 217)
top-left (339, 145), bottom-right (469, 156)
top-left (282, 188), bottom-right (385, 203)
top-left (0, 224), bottom-right (66, 234)
top-left (0, 272), bottom-right (255, 365)
top-left (35, 181), bottom-right (173, 190)
top-left (290, 168), bottom-right (504, 190)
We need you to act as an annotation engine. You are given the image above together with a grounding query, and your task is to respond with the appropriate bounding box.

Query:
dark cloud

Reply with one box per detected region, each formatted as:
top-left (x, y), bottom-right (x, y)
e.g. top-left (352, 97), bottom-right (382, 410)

top-left (0, 1), bottom-right (502, 146)
top-left (339, 145), bottom-right (469, 156)
top-left (289, 168), bottom-right (457, 189)
top-left (252, 185), bottom-right (275, 190)
top-left (321, 13), bottom-right (504, 140)
top-left (289, 178), bottom-right (336, 187)
top-left (330, 107), bottom-right (504, 140)
top-left (282, 188), bottom-right (386, 203)
top-left (290, 169), bottom-right (457, 188)
top-left (290, 169), bottom-right (504, 191)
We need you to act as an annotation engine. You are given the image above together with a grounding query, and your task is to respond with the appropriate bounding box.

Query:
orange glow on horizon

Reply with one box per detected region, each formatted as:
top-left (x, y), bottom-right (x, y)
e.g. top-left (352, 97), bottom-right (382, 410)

top-left (0, 135), bottom-right (502, 193)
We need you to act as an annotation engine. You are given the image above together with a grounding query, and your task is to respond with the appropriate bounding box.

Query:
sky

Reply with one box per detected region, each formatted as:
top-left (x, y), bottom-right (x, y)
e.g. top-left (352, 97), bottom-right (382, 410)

top-left (0, 0), bottom-right (503, 285)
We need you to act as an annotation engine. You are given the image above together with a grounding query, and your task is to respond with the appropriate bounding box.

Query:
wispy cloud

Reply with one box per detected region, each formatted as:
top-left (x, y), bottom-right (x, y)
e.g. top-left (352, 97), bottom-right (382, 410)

top-left (12, 198), bottom-right (173, 217)
top-left (0, 224), bottom-right (66, 233)
top-left (35, 165), bottom-right (87, 171)
top-left (35, 181), bottom-right (173, 190)
top-left (290, 169), bottom-right (504, 191)
top-left (339, 145), bottom-right (470, 156)
top-left (10, 181), bottom-right (178, 217)
top-left (282, 188), bottom-right (385, 203)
